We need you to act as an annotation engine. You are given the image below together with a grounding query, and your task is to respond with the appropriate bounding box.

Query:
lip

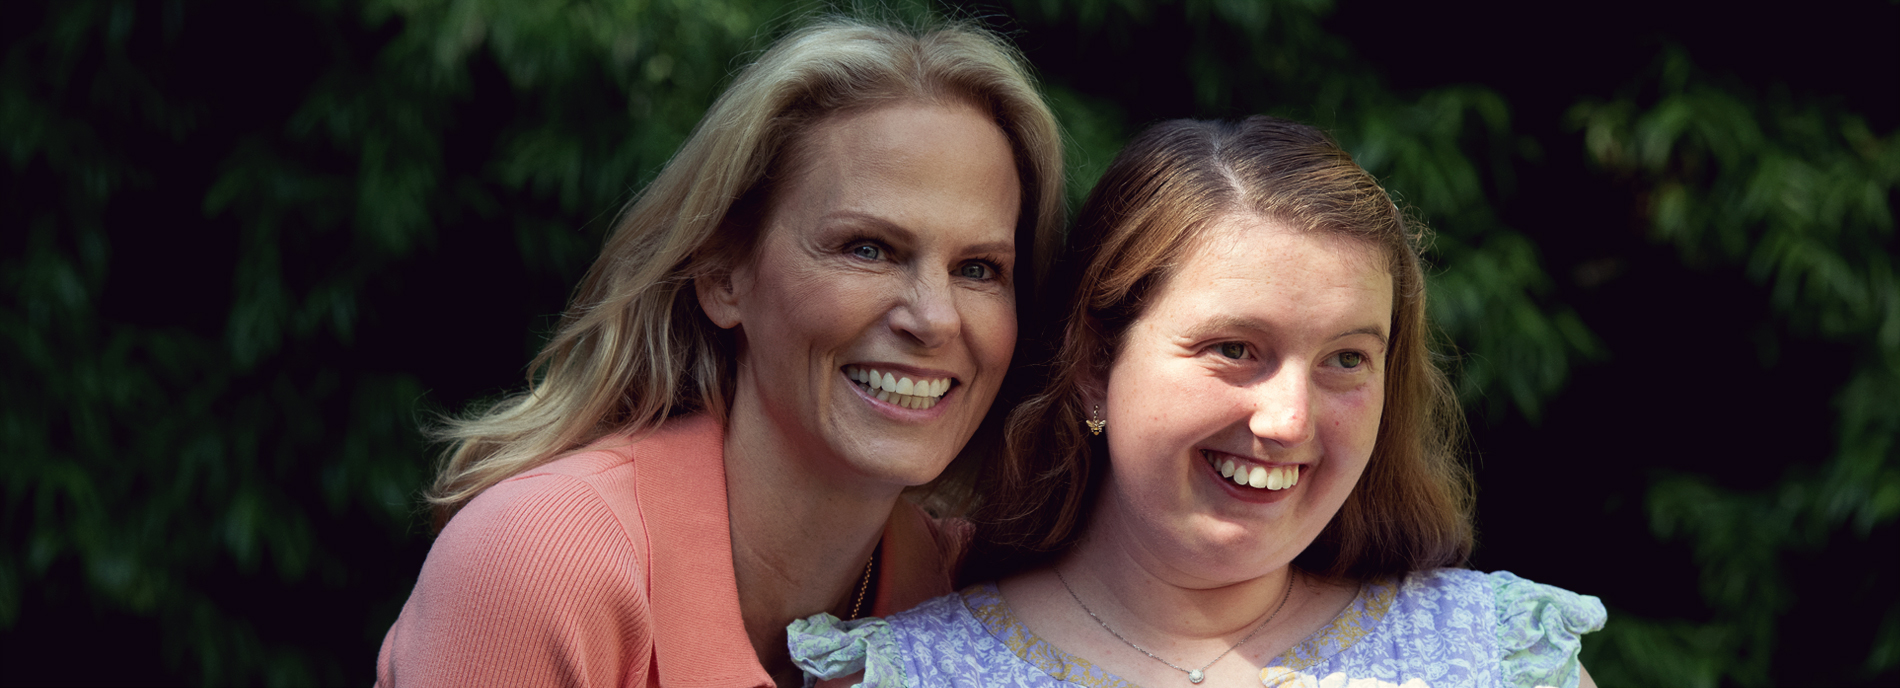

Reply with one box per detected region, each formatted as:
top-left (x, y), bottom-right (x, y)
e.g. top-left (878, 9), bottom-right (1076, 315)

top-left (1200, 449), bottom-right (1304, 504)
top-left (842, 363), bottom-right (961, 422)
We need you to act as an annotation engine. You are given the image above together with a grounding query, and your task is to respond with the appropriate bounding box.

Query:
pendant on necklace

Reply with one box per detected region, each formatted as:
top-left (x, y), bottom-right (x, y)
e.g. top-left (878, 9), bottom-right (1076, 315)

top-left (1187, 670), bottom-right (1204, 683)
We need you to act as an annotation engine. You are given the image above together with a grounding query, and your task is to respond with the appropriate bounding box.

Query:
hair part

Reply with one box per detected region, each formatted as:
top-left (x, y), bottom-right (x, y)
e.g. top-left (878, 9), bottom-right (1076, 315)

top-left (967, 116), bottom-right (1471, 583)
top-left (423, 17), bottom-right (1065, 527)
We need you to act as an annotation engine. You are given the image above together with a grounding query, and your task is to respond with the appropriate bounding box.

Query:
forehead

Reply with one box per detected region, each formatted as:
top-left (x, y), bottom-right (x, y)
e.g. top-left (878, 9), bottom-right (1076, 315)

top-left (766, 100), bottom-right (1020, 223)
top-left (790, 99), bottom-right (1003, 177)
top-left (1187, 214), bottom-right (1386, 278)
top-left (1145, 213), bottom-right (1393, 323)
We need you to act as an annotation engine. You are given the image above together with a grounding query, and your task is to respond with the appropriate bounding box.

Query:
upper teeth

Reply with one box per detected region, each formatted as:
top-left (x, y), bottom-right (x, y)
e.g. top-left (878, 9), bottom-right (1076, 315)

top-left (1215, 455), bottom-right (1300, 491)
top-left (846, 366), bottom-right (952, 410)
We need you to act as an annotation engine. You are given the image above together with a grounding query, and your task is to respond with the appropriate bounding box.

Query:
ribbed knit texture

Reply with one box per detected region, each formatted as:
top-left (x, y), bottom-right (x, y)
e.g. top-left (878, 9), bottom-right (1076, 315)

top-left (376, 415), bottom-right (965, 687)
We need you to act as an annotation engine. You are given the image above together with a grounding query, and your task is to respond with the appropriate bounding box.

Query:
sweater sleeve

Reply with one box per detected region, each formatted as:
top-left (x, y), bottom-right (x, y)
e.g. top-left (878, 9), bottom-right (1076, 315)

top-left (377, 473), bottom-right (651, 688)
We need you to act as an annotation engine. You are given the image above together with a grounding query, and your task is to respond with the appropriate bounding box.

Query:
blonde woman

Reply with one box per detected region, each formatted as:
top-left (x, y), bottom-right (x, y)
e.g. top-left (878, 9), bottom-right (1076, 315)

top-left (375, 19), bottom-right (1064, 687)
top-left (791, 117), bottom-right (1602, 687)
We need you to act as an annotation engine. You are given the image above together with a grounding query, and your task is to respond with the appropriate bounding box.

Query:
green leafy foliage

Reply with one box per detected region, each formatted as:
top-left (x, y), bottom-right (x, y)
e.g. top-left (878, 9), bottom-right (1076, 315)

top-left (1569, 49), bottom-right (1900, 686)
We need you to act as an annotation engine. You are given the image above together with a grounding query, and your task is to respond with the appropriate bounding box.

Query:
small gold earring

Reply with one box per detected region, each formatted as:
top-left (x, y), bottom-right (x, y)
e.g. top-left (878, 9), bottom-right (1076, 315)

top-left (1085, 404), bottom-right (1106, 436)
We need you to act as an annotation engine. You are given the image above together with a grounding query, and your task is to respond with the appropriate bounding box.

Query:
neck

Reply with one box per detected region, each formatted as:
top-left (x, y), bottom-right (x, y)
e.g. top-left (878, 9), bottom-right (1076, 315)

top-left (1061, 526), bottom-right (1296, 642)
top-left (996, 498), bottom-right (1361, 688)
top-left (723, 396), bottom-right (901, 685)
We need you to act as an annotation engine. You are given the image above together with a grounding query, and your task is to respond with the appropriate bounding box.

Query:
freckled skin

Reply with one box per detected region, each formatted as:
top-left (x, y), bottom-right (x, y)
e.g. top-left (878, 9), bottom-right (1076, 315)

top-left (1090, 214), bottom-right (1394, 587)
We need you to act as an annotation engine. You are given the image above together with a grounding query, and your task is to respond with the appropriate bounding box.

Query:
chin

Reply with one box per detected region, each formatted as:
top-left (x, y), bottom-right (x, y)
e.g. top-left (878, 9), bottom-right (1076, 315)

top-left (843, 444), bottom-right (961, 487)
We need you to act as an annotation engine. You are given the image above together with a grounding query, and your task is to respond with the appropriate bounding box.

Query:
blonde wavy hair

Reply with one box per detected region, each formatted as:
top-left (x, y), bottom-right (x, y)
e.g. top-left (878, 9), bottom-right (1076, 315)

top-left (424, 18), bottom-right (1065, 524)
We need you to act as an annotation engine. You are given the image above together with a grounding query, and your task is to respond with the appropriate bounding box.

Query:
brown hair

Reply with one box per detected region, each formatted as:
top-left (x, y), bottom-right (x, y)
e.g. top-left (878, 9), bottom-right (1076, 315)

top-left (969, 116), bottom-right (1470, 582)
top-left (424, 18), bottom-right (1065, 525)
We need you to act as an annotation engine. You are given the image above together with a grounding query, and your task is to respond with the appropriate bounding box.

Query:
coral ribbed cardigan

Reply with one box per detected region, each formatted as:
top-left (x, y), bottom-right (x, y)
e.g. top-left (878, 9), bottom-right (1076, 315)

top-left (375, 414), bottom-right (966, 687)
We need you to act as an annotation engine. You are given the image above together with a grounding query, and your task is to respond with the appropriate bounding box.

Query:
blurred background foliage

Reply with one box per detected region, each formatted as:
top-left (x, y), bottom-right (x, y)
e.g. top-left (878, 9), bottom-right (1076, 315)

top-left (1, 0), bottom-right (1893, 685)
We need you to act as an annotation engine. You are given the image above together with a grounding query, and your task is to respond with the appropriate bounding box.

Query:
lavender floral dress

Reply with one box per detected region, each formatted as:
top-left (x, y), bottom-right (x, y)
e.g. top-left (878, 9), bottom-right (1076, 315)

top-left (788, 569), bottom-right (1604, 688)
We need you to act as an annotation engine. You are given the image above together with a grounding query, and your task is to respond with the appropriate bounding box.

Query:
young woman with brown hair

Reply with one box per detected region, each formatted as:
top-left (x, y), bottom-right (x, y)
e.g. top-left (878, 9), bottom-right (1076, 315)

top-left (791, 116), bottom-right (1602, 688)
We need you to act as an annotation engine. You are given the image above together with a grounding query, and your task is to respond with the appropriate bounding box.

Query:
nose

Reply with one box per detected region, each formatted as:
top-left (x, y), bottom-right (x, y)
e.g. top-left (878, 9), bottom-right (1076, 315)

top-left (889, 271), bottom-right (960, 349)
top-left (1249, 366), bottom-right (1315, 448)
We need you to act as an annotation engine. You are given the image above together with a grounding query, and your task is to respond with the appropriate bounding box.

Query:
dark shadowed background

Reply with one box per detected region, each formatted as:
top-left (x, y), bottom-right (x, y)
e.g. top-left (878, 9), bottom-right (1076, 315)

top-left (3, 0), bottom-right (1896, 685)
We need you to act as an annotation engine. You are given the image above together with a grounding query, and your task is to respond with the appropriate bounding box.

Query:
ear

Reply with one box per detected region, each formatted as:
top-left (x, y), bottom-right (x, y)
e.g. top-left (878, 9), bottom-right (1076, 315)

top-left (695, 262), bottom-right (749, 330)
top-left (1076, 367), bottom-right (1109, 417)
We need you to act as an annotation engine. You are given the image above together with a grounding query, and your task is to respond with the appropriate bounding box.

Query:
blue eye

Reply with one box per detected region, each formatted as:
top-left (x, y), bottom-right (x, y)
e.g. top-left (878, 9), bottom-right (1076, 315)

top-left (1336, 351), bottom-right (1364, 369)
top-left (850, 244), bottom-right (883, 260)
top-left (958, 262), bottom-right (994, 280)
top-left (1218, 342), bottom-right (1248, 359)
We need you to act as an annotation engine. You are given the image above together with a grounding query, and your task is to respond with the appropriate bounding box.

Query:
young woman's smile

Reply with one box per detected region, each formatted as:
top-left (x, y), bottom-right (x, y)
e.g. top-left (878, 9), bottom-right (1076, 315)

top-left (702, 101), bottom-right (1022, 489)
top-left (1092, 213), bottom-right (1393, 582)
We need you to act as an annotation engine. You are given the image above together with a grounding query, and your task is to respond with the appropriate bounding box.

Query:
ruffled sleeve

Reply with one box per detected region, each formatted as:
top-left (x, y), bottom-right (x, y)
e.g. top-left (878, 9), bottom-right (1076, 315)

top-left (1490, 571), bottom-right (1607, 688)
top-left (787, 613), bottom-right (907, 688)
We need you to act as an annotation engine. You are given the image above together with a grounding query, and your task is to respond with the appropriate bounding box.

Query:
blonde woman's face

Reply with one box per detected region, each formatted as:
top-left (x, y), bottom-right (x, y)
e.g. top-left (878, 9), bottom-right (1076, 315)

top-left (1091, 215), bottom-right (1391, 583)
top-left (703, 102), bottom-right (1021, 488)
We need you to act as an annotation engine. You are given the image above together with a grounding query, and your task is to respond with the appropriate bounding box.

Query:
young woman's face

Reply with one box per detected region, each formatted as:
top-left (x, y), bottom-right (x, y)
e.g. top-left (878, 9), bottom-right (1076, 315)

top-left (704, 101), bottom-right (1022, 487)
top-left (1092, 214), bottom-right (1392, 583)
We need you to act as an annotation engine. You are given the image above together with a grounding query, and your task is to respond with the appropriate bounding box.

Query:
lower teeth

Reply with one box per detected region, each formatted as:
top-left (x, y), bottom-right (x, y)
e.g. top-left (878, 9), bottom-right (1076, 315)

top-left (860, 381), bottom-right (937, 409)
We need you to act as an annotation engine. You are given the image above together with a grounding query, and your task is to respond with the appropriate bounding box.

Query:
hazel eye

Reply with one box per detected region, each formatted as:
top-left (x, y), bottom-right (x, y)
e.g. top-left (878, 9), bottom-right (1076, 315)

top-left (850, 244), bottom-right (883, 261)
top-left (957, 262), bottom-right (994, 280)
top-left (1337, 351), bottom-right (1364, 369)
top-left (1218, 342), bottom-right (1249, 359)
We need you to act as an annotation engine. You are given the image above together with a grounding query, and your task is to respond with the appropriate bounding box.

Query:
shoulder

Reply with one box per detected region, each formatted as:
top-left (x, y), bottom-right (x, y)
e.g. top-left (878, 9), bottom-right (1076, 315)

top-left (1299, 570), bottom-right (1494, 685)
top-left (377, 436), bottom-right (680, 686)
top-left (1482, 571), bottom-right (1606, 631)
top-left (409, 416), bottom-right (735, 621)
top-left (409, 467), bottom-right (653, 627)
top-left (467, 412), bottom-right (724, 548)
top-left (1386, 568), bottom-right (1605, 637)
top-left (1382, 568), bottom-right (1496, 631)
top-left (887, 589), bottom-right (974, 629)
top-left (443, 453), bottom-right (650, 578)
top-left (1484, 571), bottom-right (1606, 688)
top-left (1379, 569), bottom-right (1603, 688)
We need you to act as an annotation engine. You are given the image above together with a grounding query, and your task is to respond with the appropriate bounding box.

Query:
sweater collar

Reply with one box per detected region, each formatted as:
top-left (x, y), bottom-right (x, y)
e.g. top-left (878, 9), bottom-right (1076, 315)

top-left (633, 413), bottom-right (774, 687)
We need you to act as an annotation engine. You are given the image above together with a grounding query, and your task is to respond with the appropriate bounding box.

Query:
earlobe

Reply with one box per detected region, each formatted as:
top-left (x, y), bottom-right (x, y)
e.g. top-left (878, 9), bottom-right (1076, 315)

top-left (1077, 370), bottom-right (1108, 422)
top-left (696, 268), bottom-right (745, 330)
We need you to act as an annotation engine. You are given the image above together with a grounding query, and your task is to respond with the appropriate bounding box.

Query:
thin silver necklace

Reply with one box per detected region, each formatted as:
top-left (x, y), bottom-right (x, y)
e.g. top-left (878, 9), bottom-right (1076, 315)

top-left (1054, 567), bottom-right (1297, 684)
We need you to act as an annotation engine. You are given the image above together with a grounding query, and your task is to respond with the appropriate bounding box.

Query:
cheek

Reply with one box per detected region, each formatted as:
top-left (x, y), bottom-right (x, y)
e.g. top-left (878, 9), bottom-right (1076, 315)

top-left (1105, 368), bottom-right (1216, 469)
top-left (777, 276), bottom-right (884, 335)
top-left (965, 294), bottom-right (1017, 372)
top-left (1324, 383), bottom-right (1385, 450)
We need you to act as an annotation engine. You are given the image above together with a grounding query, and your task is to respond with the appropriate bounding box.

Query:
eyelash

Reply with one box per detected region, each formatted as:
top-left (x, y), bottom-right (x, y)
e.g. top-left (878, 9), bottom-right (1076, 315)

top-left (958, 258), bottom-right (1006, 282)
top-left (846, 241), bottom-right (1006, 283)
top-left (1208, 343), bottom-right (1372, 372)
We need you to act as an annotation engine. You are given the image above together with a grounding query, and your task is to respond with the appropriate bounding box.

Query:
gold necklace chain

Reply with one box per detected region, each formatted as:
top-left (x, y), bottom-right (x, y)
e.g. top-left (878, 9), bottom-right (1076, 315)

top-left (848, 548), bottom-right (876, 620)
top-left (1055, 567), bottom-right (1296, 685)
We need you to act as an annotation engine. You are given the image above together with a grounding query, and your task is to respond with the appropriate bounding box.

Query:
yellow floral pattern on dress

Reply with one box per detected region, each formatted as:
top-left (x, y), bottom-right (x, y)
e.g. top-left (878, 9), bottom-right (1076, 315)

top-left (1260, 666), bottom-right (1434, 688)
top-left (965, 584), bottom-right (1144, 688)
top-left (1269, 577), bottom-right (1399, 671)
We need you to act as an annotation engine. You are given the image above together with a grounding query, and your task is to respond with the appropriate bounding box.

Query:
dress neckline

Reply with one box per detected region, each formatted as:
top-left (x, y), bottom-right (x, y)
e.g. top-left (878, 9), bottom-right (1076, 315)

top-left (960, 575), bottom-right (1401, 687)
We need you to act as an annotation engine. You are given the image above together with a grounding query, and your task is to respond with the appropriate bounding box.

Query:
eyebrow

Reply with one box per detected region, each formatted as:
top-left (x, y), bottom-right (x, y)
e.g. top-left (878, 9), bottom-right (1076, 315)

top-left (1184, 316), bottom-right (1390, 348)
top-left (1334, 326), bottom-right (1390, 348)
